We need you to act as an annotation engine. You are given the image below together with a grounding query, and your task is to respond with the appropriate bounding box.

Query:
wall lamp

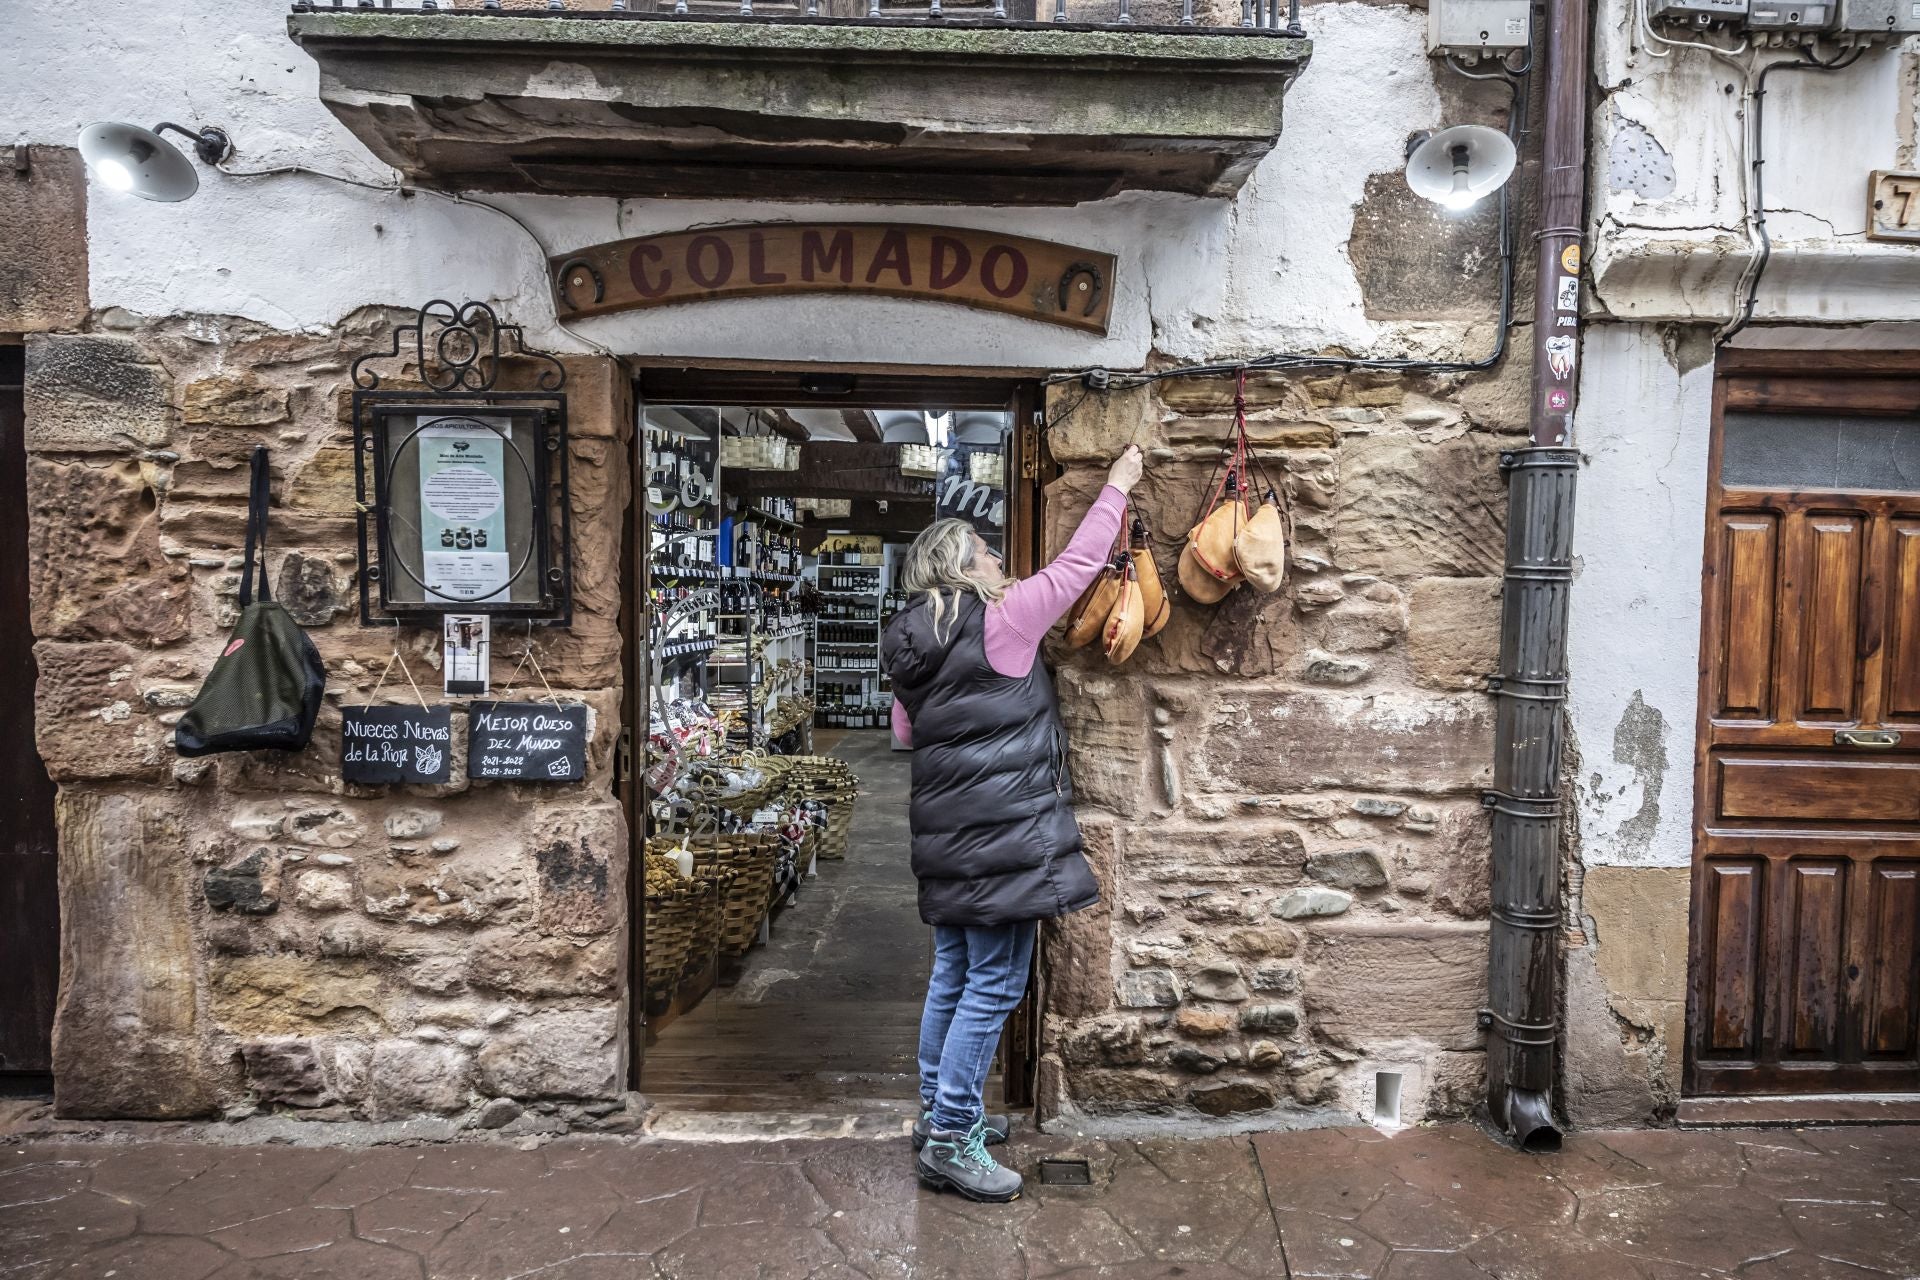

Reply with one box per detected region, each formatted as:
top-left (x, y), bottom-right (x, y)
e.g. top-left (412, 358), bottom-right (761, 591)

top-left (77, 121), bottom-right (231, 202)
top-left (1405, 124), bottom-right (1516, 212)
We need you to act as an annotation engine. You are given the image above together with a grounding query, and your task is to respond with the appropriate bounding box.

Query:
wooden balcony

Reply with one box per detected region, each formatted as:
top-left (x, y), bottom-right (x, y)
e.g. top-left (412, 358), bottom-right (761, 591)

top-left (286, 10), bottom-right (1310, 205)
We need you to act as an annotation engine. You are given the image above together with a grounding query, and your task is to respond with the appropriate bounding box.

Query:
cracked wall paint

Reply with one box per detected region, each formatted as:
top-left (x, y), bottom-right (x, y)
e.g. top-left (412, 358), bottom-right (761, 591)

top-left (1, 0), bottom-right (1460, 373)
top-left (1606, 691), bottom-right (1668, 864)
top-left (1606, 114), bottom-right (1676, 200)
top-left (1587, 2), bottom-right (1920, 325)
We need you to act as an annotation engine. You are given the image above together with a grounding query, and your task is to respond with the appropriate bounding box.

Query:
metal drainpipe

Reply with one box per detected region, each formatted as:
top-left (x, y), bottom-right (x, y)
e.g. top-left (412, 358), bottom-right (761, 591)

top-left (1481, 0), bottom-right (1588, 1152)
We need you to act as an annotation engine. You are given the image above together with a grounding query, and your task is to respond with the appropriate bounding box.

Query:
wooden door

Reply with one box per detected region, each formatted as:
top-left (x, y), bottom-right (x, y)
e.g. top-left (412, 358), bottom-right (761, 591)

top-left (1688, 353), bottom-right (1920, 1096)
top-left (0, 344), bottom-right (60, 1078)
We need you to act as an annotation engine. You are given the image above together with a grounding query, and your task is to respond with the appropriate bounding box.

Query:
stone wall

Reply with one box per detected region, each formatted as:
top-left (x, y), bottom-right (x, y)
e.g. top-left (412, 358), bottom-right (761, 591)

top-left (1034, 357), bottom-right (1530, 1130)
top-left (26, 309), bottom-right (636, 1128)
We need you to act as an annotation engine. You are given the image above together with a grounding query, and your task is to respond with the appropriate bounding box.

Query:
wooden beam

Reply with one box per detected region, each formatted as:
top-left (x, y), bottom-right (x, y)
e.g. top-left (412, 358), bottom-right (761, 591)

top-left (798, 501), bottom-right (934, 550)
top-left (727, 442), bottom-right (934, 501)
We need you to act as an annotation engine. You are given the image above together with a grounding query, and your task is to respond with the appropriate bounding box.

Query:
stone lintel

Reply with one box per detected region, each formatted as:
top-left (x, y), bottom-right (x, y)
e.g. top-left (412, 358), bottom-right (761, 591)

top-left (288, 14), bottom-right (1310, 204)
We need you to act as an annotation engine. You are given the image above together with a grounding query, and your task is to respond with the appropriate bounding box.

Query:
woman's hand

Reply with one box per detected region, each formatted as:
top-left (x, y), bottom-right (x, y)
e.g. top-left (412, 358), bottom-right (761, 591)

top-left (1107, 444), bottom-right (1144, 494)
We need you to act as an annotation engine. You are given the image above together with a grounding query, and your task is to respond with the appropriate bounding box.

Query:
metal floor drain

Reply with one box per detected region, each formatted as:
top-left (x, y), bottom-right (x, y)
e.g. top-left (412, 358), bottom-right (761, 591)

top-left (1037, 1158), bottom-right (1093, 1185)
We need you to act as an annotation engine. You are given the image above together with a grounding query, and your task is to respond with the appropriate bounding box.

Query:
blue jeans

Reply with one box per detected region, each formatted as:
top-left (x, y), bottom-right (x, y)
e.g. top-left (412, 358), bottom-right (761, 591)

top-left (917, 921), bottom-right (1037, 1134)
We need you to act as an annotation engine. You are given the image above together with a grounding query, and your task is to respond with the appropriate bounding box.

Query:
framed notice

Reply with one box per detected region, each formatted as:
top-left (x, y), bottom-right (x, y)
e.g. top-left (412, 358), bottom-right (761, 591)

top-left (356, 401), bottom-right (573, 624)
top-left (341, 705), bottom-right (453, 784)
top-left (467, 701), bottom-right (587, 782)
top-left (418, 423), bottom-right (511, 601)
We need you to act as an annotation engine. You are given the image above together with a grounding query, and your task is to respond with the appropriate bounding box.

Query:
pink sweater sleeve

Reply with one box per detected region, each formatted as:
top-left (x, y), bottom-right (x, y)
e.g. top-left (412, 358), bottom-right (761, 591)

top-left (984, 485), bottom-right (1127, 679)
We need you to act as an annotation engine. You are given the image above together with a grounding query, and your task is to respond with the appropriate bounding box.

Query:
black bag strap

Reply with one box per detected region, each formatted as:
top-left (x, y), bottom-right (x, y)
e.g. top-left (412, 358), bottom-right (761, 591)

top-left (239, 445), bottom-right (272, 607)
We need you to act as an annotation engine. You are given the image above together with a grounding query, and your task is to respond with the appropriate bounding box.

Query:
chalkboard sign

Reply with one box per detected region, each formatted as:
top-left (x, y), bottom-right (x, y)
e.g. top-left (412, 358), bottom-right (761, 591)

top-left (341, 705), bottom-right (454, 784)
top-left (468, 701), bottom-right (588, 783)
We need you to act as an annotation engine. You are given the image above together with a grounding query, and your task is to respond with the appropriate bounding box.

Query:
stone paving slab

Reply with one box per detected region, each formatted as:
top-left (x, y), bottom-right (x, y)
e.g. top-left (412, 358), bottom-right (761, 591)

top-left (2, 1123), bottom-right (1916, 1279)
top-left (1250, 1123), bottom-right (1920, 1280)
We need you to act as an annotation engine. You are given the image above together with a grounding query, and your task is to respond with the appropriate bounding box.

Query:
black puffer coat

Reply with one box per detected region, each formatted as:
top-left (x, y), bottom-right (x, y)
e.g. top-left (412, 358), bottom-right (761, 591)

top-left (882, 591), bottom-right (1099, 927)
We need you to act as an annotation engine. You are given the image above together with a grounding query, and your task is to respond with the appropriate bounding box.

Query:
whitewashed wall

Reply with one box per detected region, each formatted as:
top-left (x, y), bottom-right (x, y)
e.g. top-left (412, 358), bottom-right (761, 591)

top-left (1588, 5), bottom-right (1920, 325)
top-left (3, 1), bottom-right (1460, 369)
top-left (1565, 325), bottom-right (1711, 872)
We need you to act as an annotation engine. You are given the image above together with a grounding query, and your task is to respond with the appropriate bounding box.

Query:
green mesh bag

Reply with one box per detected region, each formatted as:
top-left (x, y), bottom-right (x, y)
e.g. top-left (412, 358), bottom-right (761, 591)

top-left (174, 447), bottom-right (326, 757)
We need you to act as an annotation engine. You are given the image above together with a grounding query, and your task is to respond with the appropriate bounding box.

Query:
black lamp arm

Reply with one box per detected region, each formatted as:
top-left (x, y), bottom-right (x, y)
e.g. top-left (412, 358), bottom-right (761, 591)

top-left (152, 122), bottom-right (232, 166)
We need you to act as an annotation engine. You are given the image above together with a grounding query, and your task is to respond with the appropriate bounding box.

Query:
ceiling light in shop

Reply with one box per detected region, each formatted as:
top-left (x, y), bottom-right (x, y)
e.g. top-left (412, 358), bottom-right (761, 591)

top-left (877, 411), bottom-right (930, 446)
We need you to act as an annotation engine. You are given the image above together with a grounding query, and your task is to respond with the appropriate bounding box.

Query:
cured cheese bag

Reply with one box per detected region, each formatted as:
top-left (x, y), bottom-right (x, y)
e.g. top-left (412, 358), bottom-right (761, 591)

top-left (1128, 518), bottom-right (1170, 640)
top-left (1065, 560), bottom-right (1124, 648)
top-left (1103, 565), bottom-right (1146, 664)
top-left (1234, 496), bottom-right (1288, 594)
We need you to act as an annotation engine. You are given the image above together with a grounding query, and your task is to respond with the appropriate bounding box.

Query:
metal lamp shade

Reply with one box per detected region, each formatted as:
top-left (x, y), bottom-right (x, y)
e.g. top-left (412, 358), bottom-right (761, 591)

top-left (876, 411), bottom-right (931, 446)
top-left (1405, 124), bottom-right (1516, 209)
top-left (78, 122), bottom-right (200, 202)
top-left (953, 411), bottom-right (1009, 446)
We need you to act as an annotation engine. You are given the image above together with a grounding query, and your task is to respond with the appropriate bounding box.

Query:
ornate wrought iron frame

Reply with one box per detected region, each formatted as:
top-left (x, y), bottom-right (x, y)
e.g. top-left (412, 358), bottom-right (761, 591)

top-left (351, 300), bottom-right (574, 627)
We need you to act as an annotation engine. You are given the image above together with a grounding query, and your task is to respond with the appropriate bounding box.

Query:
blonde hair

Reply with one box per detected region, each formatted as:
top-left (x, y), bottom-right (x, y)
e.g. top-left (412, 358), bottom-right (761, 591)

top-left (900, 519), bottom-right (1008, 643)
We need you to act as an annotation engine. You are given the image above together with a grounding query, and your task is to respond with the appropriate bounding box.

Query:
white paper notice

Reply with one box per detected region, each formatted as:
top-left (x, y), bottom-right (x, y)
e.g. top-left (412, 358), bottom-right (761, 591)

top-left (417, 421), bottom-right (510, 601)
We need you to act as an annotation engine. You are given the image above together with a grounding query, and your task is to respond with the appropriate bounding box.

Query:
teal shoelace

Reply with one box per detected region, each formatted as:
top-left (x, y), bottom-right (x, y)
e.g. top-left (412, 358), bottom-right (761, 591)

top-left (957, 1121), bottom-right (994, 1172)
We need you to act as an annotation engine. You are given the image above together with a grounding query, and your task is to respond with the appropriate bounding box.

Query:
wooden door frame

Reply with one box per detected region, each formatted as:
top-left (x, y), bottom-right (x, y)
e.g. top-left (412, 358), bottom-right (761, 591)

top-left (1686, 346), bottom-right (1920, 1096)
top-left (620, 365), bottom-right (1049, 1106)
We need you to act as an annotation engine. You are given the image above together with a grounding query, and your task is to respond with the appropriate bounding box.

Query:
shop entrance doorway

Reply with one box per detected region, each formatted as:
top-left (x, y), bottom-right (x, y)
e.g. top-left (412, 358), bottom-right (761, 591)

top-left (1687, 351), bottom-right (1920, 1098)
top-left (622, 369), bottom-right (1044, 1122)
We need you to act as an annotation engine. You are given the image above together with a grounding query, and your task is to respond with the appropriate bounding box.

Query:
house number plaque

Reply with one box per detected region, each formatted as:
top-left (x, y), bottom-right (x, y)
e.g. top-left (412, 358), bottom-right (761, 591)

top-left (551, 223), bottom-right (1116, 335)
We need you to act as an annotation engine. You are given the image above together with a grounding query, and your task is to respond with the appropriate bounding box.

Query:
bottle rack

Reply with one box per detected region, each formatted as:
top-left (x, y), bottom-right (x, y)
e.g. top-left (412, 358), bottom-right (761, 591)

top-left (810, 561), bottom-right (891, 729)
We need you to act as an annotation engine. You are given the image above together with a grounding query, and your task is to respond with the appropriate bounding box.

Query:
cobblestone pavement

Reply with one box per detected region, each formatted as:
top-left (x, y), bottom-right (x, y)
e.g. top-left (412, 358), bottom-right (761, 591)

top-left (2, 1123), bottom-right (1916, 1279)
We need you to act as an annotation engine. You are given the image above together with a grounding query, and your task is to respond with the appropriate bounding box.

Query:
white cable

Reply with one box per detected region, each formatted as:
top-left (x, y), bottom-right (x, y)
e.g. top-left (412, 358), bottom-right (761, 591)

top-left (1618, 8), bottom-right (1765, 340)
top-left (214, 159), bottom-right (616, 358)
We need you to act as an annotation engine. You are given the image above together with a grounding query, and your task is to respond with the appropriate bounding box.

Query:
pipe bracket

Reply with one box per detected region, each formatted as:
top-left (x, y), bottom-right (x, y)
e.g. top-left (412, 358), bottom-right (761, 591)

top-left (1478, 1008), bottom-right (1559, 1046)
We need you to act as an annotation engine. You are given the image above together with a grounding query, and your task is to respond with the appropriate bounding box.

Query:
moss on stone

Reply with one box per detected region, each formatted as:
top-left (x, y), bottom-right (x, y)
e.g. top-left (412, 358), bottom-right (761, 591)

top-left (289, 12), bottom-right (1311, 69)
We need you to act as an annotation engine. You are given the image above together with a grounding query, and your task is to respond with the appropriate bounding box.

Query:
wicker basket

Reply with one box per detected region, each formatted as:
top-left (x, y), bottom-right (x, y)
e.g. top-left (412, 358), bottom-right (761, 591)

top-left (685, 835), bottom-right (780, 957)
top-left (819, 798), bottom-right (857, 859)
top-left (644, 881), bottom-right (698, 999)
top-left (681, 870), bottom-right (729, 979)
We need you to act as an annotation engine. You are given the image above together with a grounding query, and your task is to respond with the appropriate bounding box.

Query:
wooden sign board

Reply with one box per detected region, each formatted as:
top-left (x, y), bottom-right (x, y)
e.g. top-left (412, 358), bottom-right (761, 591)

top-left (552, 223), bottom-right (1115, 335)
top-left (1868, 170), bottom-right (1920, 243)
top-left (341, 705), bottom-right (453, 785)
top-left (468, 702), bottom-right (588, 783)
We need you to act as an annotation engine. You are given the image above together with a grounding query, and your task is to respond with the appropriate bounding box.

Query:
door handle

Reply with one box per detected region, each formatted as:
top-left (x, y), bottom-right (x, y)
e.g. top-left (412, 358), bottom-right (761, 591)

top-left (1834, 729), bottom-right (1902, 748)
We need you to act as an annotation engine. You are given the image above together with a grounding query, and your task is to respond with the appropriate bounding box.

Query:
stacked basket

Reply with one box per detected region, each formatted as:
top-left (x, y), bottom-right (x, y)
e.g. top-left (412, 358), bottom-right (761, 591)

top-left (677, 834), bottom-right (781, 958)
top-left (779, 757), bottom-right (860, 859)
top-left (681, 868), bottom-right (730, 980)
top-left (643, 854), bottom-right (699, 1002)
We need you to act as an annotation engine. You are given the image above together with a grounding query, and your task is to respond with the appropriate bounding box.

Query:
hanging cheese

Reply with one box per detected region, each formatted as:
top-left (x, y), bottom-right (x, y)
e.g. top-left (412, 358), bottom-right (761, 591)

top-left (1065, 564), bottom-right (1123, 648)
top-left (1233, 499), bottom-right (1288, 594)
top-left (1103, 567), bottom-right (1146, 664)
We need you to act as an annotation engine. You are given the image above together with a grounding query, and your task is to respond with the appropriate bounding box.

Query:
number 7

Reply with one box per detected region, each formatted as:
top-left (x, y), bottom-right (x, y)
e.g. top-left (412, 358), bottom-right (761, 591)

top-left (1891, 180), bottom-right (1919, 227)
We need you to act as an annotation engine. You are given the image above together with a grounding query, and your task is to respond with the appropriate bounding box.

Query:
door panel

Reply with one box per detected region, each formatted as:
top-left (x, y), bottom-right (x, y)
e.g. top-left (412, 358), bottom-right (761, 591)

top-left (1700, 861), bottom-right (1764, 1057)
top-left (1865, 863), bottom-right (1919, 1056)
top-left (1689, 377), bottom-right (1920, 1096)
top-left (1715, 514), bottom-right (1778, 721)
top-left (1886, 520), bottom-right (1920, 724)
top-left (1781, 861), bottom-right (1846, 1058)
top-left (1715, 756), bottom-right (1920, 824)
top-left (1798, 515), bottom-right (1864, 722)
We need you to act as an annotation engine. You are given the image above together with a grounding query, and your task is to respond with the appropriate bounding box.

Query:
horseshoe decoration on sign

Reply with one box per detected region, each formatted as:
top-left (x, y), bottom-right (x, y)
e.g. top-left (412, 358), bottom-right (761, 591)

top-left (554, 257), bottom-right (606, 313)
top-left (1058, 261), bottom-right (1105, 319)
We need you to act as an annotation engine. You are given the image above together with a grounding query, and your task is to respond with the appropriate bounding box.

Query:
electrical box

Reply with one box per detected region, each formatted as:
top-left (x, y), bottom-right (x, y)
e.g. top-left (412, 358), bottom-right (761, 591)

top-left (1745, 0), bottom-right (1837, 29)
top-left (1839, 0), bottom-right (1920, 33)
top-left (1647, 0), bottom-right (1749, 26)
top-left (1427, 0), bottom-right (1532, 57)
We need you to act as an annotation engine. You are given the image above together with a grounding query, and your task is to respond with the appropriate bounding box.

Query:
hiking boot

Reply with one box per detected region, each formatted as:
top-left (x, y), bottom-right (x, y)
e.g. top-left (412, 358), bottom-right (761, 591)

top-left (916, 1119), bottom-right (1022, 1203)
top-left (912, 1110), bottom-right (1009, 1152)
